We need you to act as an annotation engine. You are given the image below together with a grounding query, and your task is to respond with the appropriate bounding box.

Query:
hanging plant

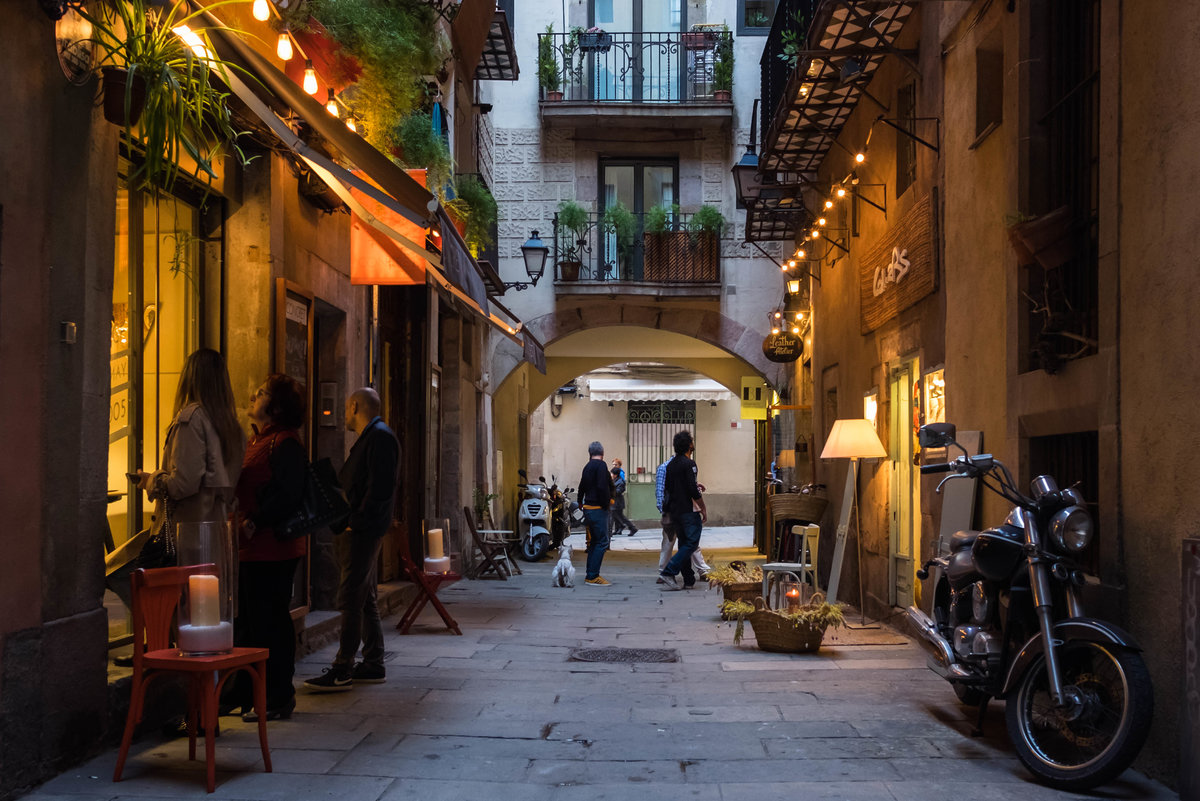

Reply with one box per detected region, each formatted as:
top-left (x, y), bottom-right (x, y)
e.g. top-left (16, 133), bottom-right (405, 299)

top-left (81, 0), bottom-right (253, 191)
top-left (446, 174), bottom-right (498, 252)
top-left (393, 110), bottom-right (453, 198)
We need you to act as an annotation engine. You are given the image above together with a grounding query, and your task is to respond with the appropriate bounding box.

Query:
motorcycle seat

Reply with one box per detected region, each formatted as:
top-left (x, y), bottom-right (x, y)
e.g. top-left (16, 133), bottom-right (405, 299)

top-left (951, 530), bottom-right (982, 551)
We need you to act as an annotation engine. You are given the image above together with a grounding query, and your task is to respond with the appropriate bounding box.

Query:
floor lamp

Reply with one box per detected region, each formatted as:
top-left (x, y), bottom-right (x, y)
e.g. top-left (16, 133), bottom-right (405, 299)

top-left (821, 419), bottom-right (887, 621)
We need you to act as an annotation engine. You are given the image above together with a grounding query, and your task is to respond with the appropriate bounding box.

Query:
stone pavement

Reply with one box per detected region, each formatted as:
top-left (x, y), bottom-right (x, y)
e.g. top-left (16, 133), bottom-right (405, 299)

top-left (26, 542), bottom-right (1177, 801)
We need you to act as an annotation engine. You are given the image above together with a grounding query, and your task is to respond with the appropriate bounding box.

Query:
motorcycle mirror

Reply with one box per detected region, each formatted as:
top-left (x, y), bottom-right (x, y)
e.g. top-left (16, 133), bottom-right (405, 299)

top-left (539, 476), bottom-right (547, 484)
top-left (918, 422), bottom-right (957, 448)
top-left (518, 469), bottom-right (528, 479)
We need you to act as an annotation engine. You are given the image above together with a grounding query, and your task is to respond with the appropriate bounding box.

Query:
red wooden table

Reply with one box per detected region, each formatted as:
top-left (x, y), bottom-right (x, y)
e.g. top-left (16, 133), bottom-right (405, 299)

top-left (396, 552), bottom-right (462, 635)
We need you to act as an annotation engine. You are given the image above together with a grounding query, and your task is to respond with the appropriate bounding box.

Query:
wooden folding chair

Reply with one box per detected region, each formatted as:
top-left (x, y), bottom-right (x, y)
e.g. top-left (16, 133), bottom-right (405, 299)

top-left (113, 565), bottom-right (271, 793)
top-left (396, 551), bottom-right (462, 635)
top-left (463, 505), bottom-right (512, 580)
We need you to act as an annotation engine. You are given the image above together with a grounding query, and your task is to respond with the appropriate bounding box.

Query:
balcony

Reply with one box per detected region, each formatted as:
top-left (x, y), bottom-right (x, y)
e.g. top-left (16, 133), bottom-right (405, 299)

top-left (552, 211), bottom-right (721, 299)
top-left (537, 29), bottom-right (734, 128)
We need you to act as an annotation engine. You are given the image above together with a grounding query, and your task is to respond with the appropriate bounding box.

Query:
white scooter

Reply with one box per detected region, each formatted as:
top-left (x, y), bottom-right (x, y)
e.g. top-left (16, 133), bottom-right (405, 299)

top-left (516, 469), bottom-right (553, 561)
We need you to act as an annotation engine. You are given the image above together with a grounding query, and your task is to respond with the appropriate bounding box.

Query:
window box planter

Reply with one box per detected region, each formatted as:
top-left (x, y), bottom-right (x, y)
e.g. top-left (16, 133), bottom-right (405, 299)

top-left (578, 31), bottom-right (612, 52)
top-left (681, 31), bottom-right (717, 50)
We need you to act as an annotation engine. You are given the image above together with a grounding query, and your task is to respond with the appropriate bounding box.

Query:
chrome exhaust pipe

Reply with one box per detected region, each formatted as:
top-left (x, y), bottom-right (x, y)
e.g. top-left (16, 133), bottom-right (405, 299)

top-left (906, 606), bottom-right (955, 670)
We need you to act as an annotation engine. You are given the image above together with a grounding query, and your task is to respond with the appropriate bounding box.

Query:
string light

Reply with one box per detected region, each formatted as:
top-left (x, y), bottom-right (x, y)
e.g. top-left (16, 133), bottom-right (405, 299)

top-left (817, 217), bottom-right (827, 226)
top-left (773, 311), bottom-right (782, 319)
top-left (836, 186), bottom-right (847, 198)
top-left (276, 30), bottom-right (293, 61)
top-left (787, 259), bottom-right (797, 268)
top-left (791, 324), bottom-right (801, 334)
top-left (771, 326), bottom-right (781, 335)
top-left (824, 199), bottom-right (833, 209)
top-left (855, 151), bottom-right (865, 163)
top-left (810, 229), bottom-right (821, 239)
top-left (252, 0), bottom-right (270, 21)
top-left (326, 89), bottom-right (339, 117)
top-left (795, 248), bottom-right (805, 259)
top-left (303, 59), bottom-right (318, 95)
top-left (346, 115), bottom-right (358, 132)
top-left (172, 25), bottom-right (212, 60)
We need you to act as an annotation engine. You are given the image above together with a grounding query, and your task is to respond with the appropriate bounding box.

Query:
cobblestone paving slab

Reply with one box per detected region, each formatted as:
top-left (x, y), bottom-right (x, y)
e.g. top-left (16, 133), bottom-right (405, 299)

top-left (20, 548), bottom-right (1177, 801)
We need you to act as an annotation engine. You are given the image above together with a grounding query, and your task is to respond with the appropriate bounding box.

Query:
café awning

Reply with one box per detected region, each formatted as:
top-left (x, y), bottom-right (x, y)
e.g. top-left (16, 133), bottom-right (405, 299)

top-left (587, 378), bottom-right (736, 403)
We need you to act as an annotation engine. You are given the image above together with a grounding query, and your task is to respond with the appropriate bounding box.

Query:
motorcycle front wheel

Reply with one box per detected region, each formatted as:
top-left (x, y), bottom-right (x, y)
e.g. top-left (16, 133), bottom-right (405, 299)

top-left (1005, 641), bottom-right (1153, 791)
top-left (520, 533), bottom-right (550, 562)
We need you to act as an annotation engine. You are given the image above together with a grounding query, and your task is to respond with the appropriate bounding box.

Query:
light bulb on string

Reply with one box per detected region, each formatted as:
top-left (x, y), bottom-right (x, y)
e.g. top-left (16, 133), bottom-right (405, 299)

top-left (824, 199), bottom-right (833, 209)
top-left (326, 89), bottom-right (339, 117)
top-left (303, 59), bottom-right (318, 95)
top-left (780, 262), bottom-right (789, 272)
top-left (772, 326), bottom-right (781, 335)
top-left (818, 217), bottom-right (827, 226)
top-left (346, 115), bottom-right (358, 132)
top-left (791, 325), bottom-right (800, 334)
top-left (836, 186), bottom-right (847, 198)
top-left (252, 0), bottom-right (270, 21)
top-left (276, 30), bottom-right (293, 61)
top-left (796, 248), bottom-right (805, 259)
top-left (811, 229), bottom-right (820, 239)
top-left (855, 151), bottom-right (865, 163)
top-left (787, 259), bottom-right (797, 268)
top-left (774, 311), bottom-right (782, 319)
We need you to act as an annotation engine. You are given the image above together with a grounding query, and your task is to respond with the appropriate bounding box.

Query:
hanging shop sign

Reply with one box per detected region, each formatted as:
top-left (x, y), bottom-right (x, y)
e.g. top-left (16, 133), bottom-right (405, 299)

top-left (859, 191), bottom-right (937, 333)
top-left (762, 331), bottom-right (803, 363)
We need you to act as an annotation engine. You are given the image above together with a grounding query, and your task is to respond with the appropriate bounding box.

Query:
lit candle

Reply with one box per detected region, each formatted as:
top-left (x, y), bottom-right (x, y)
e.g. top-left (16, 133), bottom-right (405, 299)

top-left (189, 574), bottom-right (220, 627)
top-left (426, 528), bottom-right (444, 559)
top-left (786, 585), bottom-right (801, 614)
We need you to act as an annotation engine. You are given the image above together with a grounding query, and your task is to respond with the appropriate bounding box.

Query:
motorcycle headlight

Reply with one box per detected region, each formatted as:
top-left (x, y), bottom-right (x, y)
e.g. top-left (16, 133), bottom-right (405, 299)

top-left (1049, 505), bottom-right (1093, 554)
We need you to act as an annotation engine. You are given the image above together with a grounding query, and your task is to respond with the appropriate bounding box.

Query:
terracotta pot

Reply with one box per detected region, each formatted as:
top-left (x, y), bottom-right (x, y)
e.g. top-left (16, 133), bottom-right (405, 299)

top-left (101, 66), bottom-right (146, 127)
top-left (713, 89), bottom-right (732, 102)
top-left (558, 260), bottom-right (581, 281)
top-left (1009, 206), bottom-right (1074, 269)
top-left (546, 90), bottom-right (564, 102)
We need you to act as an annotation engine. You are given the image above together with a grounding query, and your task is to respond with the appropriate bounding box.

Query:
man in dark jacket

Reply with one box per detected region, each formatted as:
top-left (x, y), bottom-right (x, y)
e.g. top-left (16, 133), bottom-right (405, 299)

top-left (659, 430), bottom-right (706, 590)
top-left (577, 441), bottom-right (613, 585)
top-left (305, 387), bottom-right (399, 691)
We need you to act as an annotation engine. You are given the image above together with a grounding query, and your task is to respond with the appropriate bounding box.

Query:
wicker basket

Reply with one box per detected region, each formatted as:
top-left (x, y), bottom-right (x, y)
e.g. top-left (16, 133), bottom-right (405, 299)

top-left (719, 581), bottom-right (761, 620)
top-left (746, 596), bottom-right (827, 653)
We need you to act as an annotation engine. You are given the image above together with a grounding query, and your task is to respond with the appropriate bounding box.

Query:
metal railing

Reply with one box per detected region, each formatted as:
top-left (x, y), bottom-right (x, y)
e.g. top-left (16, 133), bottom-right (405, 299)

top-left (760, 0), bottom-right (820, 147)
top-left (551, 211), bottom-right (721, 284)
top-left (537, 29), bottom-right (733, 104)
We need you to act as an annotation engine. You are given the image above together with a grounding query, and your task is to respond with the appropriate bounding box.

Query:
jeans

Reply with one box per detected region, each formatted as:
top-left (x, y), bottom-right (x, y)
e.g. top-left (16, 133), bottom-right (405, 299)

top-left (231, 557), bottom-right (301, 709)
top-left (333, 531), bottom-right (385, 671)
top-left (583, 508), bottom-right (610, 580)
top-left (662, 511), bottom-right (702, 586)
top-left (658, 523), bottom-right (710, 574)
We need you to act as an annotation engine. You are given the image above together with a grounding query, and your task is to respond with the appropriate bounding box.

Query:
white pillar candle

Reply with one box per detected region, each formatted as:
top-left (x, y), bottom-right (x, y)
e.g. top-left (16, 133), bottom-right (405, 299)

top-left (426, 528), bottom-right (444, 559)
top-left (188, 574), bottom-right (221, 627)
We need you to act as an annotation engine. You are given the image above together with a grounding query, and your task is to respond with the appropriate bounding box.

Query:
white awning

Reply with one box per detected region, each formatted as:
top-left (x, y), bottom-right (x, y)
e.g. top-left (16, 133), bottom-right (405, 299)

top-left (586, 377), bottom-right (736, 402)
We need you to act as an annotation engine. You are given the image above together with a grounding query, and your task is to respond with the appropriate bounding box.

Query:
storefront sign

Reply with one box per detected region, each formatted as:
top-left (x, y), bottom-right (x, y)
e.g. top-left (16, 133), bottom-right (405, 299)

top-left (762, 331), bottom-right (803, 362)
top-left (740, 376), bottom-right (768, 420)
top-left (859, 192), bottom-right (937, 333)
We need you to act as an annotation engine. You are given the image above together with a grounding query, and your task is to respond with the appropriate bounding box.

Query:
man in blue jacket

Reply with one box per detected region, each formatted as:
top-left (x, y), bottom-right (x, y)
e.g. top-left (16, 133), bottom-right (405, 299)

top-left (305, 387), bottom-right (399, 691)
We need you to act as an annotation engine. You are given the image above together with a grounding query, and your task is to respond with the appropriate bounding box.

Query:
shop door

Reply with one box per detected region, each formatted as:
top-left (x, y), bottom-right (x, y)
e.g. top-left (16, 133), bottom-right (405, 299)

top-left (888, 360), bottom-right (920, 607)
top-left (626, 401), bottom-right (695, 519)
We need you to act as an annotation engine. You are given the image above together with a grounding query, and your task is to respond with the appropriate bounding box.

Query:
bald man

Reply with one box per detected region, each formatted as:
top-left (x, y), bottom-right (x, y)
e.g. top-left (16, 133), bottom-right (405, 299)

top-left (305, 387), bottom-right (400, 692)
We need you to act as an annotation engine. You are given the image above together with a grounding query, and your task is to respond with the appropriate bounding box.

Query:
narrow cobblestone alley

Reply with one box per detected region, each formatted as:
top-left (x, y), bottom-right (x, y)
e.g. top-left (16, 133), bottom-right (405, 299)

top-left (26, 544), bottom-right (1177, 801)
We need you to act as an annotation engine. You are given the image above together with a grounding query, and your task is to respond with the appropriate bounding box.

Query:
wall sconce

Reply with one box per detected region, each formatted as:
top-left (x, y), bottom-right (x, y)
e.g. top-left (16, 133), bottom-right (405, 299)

top-left (504, 230), bottom-right (548, 292)
top-left (786, 278), bottom-right (801, 295)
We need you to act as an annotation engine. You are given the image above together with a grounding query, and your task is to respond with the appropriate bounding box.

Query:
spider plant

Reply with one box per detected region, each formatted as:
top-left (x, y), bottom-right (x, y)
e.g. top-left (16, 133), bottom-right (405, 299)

top-left (81, 0), bottom-right (252, 191)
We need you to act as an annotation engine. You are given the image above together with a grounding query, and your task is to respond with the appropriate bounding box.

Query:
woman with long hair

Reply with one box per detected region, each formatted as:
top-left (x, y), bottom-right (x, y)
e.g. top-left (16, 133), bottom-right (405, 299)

top-left (226, 373), bottom-right (309, 721)
top-left (134, 347), bottom-right (245, 541)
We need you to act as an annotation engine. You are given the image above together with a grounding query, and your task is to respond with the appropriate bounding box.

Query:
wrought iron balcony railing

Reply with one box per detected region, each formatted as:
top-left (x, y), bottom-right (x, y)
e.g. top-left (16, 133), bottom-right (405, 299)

top-left (537, 29), bottom-right (734, 104)
top-left (552, 211), bottom-right (721, 284)
top-left (760, 0), bottom-right (820, 146)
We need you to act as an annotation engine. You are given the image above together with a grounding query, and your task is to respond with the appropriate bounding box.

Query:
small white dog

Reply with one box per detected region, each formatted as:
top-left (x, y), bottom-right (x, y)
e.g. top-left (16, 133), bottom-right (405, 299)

top-left (551, 543), bottom-right (575, 588)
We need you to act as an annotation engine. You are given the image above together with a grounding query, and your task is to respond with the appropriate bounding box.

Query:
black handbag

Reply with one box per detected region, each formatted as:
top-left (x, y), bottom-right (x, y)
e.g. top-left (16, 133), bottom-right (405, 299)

top-left (277, 457), bottom-right (350, 540)
top-left (136, 497), bottom-right (177, 569)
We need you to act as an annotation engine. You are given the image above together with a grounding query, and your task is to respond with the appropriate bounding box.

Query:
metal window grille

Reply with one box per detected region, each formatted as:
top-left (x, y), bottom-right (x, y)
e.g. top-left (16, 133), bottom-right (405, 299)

top-left (627, 401), bottom-right (696, 484)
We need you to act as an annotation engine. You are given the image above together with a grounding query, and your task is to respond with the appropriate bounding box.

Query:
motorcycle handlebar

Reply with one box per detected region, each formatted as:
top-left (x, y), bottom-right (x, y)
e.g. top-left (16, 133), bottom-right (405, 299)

top-left (920, 463), bottom-right (954, 475)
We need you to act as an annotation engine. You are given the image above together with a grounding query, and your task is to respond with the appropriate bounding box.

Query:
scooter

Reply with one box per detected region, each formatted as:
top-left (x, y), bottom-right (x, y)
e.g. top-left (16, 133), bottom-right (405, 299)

top-left (907, 422), bottom-right (1153, 791)
top-left (516, 470), bottom-right (553, 561)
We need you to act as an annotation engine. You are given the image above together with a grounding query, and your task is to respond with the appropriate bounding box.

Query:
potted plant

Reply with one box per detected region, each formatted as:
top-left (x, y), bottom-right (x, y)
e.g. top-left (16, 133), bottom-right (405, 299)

top-left (725, 593), bottom-right (844, 653)
top-left (712, 25), bottom-right (733, 101)
top-left (395, 110), bottom-right (454, 200)
top-left (447, 175), bottom-right (498, 256)
top-left (1006, 206), bottom-right (1074, 270)
top-left (563, 27), bottom-right (585, 99)
top-left (707, 562), bottom-right (763, 619)
top-left (601, 200), bottom-right (637, 278)
top-left (81, 0), bottom-right (250, 191)
top-left (578, 25), bottom-right (612, 53)
top-left (682, 23), bottom-right (720, 50)
top-left (556, 200), bottom-right (589, 280)
top-left (539, 24), bottom-right (563, 100)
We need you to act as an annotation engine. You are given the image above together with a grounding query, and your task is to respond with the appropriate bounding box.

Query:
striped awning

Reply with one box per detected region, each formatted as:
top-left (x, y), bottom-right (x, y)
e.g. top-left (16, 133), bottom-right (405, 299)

top-left (587, 378), bottom-right (736, 403)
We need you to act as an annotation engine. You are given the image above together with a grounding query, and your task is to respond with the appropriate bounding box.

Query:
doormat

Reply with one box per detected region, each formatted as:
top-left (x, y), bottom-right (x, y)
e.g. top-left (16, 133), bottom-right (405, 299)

top-left (568, 647), bottom-right (679, 663)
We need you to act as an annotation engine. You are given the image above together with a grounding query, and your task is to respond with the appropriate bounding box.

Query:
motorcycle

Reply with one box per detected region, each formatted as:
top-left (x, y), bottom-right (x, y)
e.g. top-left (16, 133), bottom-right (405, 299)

top-left (516, 470), bottom-right (554, 562)
top-left (546, 479), bottom-right (582, 546)
top-left (907, 422), bottom-right (1153, 791)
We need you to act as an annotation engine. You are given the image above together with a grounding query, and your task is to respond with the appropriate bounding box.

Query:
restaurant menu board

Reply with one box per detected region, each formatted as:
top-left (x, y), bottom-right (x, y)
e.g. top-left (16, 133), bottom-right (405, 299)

top-left (275, 278), bottom-right (313, 386)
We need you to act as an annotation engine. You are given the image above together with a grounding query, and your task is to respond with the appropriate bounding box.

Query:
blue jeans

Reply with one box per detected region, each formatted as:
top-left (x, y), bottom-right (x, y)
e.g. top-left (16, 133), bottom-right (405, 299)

top-left (663, 511), bottom-right (702, 586)
top-left (583, 508), bottom-right (610, 580)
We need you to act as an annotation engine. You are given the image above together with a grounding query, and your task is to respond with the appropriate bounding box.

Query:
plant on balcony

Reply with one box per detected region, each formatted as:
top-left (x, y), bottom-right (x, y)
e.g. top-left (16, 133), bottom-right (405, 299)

top-left (394, 110), bottom-right (453, 199)
top-left (777, 9), bottom-right (810, 70)
top-left (446, 175), bottom-right (497, 254)
top-left (644, 203), bottom-right (680, 235)
top-left (306, 0), bottom-right (445, 155)
top-left (538, 24), bottom-right (562, 100)
top-left (712, 25), bottom-right (733, 100)
top-left (601, 200), bottom-right (637, 274)
top-left (81, 0), bottom-right (252, 191)
top-left (578, 25), bottom-right (612, 53)
top-left (689, 204), bottom-right (726, 240)
top-left (563, 27), bottom-right (585, 97)
top-left (557, 200), bottom-right (589, 280)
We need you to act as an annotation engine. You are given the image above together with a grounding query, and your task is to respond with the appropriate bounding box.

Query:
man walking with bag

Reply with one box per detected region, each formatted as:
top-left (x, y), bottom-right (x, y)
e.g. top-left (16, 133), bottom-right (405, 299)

top-left (305, 387), bottom-right (399, 691)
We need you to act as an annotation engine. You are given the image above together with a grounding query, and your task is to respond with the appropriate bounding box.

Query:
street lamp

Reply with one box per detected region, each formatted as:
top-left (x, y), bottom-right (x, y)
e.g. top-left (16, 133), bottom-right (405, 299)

top-left (505, 230), bottom-right (548, 292)
top-left (732, 98), bottom-right (763, 209)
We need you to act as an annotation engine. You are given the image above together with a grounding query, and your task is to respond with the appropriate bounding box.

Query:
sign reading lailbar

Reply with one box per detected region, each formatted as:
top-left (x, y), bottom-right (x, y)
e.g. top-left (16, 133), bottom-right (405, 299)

top-left (762, 332), bottom-right (803, 363)
top-left (859, 191), bottom-right (937, 333)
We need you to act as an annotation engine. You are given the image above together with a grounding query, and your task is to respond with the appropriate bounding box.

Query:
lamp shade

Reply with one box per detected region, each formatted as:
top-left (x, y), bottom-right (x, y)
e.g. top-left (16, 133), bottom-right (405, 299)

top-left (820, 418), bottom-right (886, 460)
top-left (520, 230), bottom-right (548, 281)
top-left (776, 449), bottom-right (796, 469)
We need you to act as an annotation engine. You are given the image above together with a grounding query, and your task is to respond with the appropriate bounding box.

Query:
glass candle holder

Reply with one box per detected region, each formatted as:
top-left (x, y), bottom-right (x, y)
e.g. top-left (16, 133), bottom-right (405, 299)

top-left (174, 521), bottom-right (234, 656)
top-left (423, 517), bottom-right (451, 574)
top-left (784, 579), bottom-right (802, 614)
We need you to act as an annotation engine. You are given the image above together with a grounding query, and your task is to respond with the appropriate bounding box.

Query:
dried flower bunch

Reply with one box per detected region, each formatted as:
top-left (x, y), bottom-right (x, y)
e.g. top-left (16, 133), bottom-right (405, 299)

top-left (725, 595), bottom-right (845, 646)
top-left (705, 561), bottom-right (763, 587)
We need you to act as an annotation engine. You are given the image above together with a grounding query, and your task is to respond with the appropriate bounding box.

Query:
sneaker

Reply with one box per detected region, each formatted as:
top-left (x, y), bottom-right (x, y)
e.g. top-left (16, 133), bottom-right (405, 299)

top-left (585, 576), bottom-right (611, 585)
top-left (352, 662), bottom-right (387, 684)
top-left (628, 527), bottom-right (638, 536)
top-left (659, 573), bottom-right (681, 591)
top-left (656, 575), bottom-right (668, 585)
top-left (242, 698), bottom-right (295, 722)
top-left (303, 668), bottom-right (353, 692)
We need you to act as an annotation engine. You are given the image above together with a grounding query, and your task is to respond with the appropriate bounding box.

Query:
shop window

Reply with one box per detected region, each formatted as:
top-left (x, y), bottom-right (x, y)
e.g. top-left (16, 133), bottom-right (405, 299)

top-left (107, 164), bottom-right (220, 643)
top-left (738, 0), bottom-right (778, 35)
top-left (974, 27), bottom-right (1003, 144)
top-left (895, 82), bottom-right (917, 198)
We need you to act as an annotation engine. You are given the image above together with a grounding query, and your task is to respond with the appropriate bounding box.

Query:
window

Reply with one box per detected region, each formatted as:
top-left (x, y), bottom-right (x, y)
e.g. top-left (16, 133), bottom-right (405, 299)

top-left (974, 27), bottom-right (1003, 144)
top-left (895, 82), bottom-right (917, 197)
top-left (600, 158), bottom-right (679, 279)
top-left (738, 0), bottom-right (778, 35)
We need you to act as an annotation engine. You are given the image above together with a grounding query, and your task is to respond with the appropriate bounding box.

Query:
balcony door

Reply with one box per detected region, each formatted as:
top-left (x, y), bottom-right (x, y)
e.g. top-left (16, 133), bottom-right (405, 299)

top-left (591, 0), bottom-right (687, 101)
top-left (600, 159), bottom-right (678, 280)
